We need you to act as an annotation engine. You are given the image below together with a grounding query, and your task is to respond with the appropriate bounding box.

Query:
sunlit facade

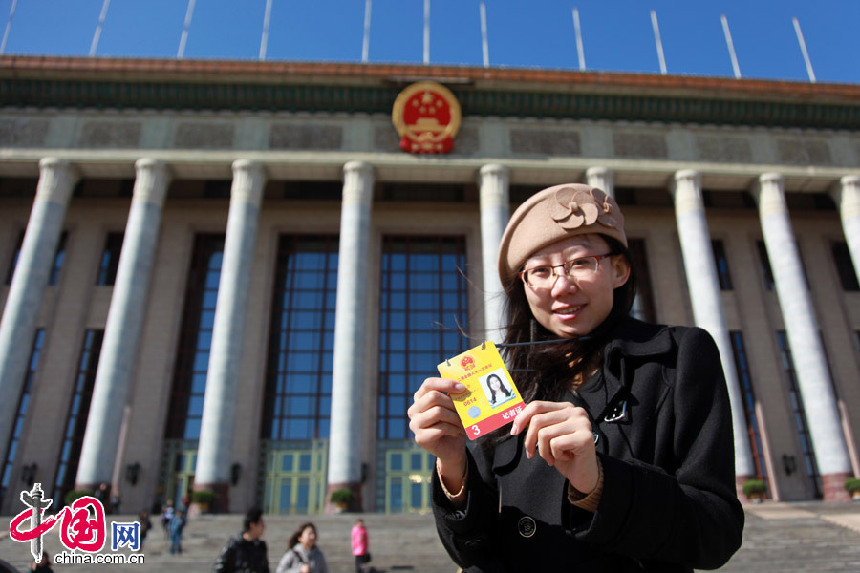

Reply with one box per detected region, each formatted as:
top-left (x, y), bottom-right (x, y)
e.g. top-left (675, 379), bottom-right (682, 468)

top-left (0, 56), bottom-right (858, 515)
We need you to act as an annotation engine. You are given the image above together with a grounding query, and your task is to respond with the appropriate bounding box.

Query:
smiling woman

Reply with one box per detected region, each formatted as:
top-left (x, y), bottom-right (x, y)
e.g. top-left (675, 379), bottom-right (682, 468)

top-left (408, 183), bottom-right (744, 572)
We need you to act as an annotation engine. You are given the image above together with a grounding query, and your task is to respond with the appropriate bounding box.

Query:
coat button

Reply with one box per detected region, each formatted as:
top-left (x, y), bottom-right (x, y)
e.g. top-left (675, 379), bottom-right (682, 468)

top-left (517, 516), bottom-right (536, 538)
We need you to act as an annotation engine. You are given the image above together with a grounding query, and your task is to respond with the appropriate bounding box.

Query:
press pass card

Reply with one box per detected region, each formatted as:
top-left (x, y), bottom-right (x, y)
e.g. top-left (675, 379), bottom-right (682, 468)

top-left (438, 340), bottom-right (525, 440)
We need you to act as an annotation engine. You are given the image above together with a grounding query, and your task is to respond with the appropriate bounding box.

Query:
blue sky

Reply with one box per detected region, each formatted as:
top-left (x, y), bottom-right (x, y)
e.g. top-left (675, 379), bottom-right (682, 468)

top-left (1, 0), bottom-right (857, 84)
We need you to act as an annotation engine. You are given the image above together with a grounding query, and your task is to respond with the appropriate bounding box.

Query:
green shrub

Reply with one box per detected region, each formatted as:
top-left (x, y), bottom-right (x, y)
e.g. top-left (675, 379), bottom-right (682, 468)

top-left (742, 479), bottom-right (766, 497)
top-left (191, 489), bottom-right (215, 504)
top-left (844, 477), bottom-right (860, 493)
top-left (64, 489), bottom-right (93, 506)
top-left (330, 488), bottom-right (354, 504)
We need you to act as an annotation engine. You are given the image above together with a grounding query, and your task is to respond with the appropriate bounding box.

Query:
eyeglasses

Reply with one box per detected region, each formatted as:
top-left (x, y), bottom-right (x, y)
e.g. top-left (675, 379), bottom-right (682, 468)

top-left (519, 253), bottom-right (613, 290)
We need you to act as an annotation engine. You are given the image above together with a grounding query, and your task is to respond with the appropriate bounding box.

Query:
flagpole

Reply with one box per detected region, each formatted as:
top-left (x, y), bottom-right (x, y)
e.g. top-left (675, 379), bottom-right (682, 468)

top-left (720, 14), bottom-right (741, 79)
top-left (260, 0), bottom-right (273, 60)
top-left (90, 0), bottom-right (112, 57)
top-left (362, 0), bottom-right (372, 63)
top-left (1, 0), bottom-right (17, 54)
top-left (480, 2), bottom-right (489, 68)
top-left (792, 17), bottom-right (816, 83)
top-left (572, 7), bottom-right (586, 71)
top-left (423, 0), bottom-right (430, 65)
top-left (177, 0), bottom-right (197, 59)
top-left (650, 10), bottom-right (667, 75)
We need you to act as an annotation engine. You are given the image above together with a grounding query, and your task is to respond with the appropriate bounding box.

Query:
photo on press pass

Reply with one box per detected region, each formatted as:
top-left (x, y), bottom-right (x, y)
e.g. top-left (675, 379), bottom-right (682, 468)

top-left (1, 0), bottom-right (860, 571)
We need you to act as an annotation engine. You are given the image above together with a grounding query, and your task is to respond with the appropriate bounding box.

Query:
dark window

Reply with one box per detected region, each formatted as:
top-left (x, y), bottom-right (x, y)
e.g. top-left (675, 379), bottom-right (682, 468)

top-left (164, 234), bottom-right (225, 440)
top-left (96, 233), bottom-right (124, 286)
top-left (712, 240), bottom-right (733, 290)
top-left (282, 181), bottom-right (342, 201)
top-left (379, 183), bottom-right (464, 203)
top-left (776, 331), bottom-right (822, 498)
top-left (0, 329), bottom-right (46, 509)
top-left (831, 242), bottom-right (859, 291)
top-left (756, 241), bottom-right (775, 292)
top-left (730, 331), bottom-right (769, 495)
top-left (378, 236), bottom-right (469, 439)
top-left (262, 235), bottom-right (339, 440)
top-left (52, 330), bottom-right (103, 508)
top-left (5, 231), bottom-right (67, 286)
top-left (203, 180), bottom-right (231, 199)
top-left (627, 239), bottom-right (655, 323)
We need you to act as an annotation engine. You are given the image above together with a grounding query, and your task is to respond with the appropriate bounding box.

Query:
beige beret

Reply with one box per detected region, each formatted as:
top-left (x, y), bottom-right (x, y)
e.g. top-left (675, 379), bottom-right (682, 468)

top-left (498, 183), bottom-right (627, 280)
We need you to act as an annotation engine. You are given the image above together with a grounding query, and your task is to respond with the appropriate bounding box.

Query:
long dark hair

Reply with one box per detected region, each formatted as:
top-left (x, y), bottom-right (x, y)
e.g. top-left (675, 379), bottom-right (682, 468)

top-left (486, 373), bottom-right (512, 403)
top-left (289, 522), bottom-right (318, 548)
top-left (501, 235), bottom-right (637, 403)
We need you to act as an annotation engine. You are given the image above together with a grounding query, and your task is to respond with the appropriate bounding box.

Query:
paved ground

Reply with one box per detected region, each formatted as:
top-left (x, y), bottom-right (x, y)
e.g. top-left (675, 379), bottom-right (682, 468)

top-left (1, 501), bottom-right (859, 572)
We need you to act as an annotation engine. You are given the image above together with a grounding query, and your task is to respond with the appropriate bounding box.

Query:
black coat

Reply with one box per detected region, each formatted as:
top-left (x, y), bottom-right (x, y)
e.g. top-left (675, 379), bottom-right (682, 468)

top-left (213, 534), bottom-right (270, 573)
top-left (431, 319), bottom-right (744, 572)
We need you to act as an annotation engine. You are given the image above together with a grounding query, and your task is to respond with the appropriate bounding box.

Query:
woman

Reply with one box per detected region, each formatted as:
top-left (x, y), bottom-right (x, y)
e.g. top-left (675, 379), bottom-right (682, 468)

top-left (485, 373), bottom-right (513, 406)
top-left (408, 183), bottom-right (744, 572)
top-left (275, 522), bottom-right (329, 573)
top-left (351, 518), bottom-right (371, 573)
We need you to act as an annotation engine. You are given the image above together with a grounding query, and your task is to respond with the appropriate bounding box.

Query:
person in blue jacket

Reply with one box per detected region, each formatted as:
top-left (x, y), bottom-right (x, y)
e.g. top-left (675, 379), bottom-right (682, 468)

top-left (408, 183), bottom-right (744, 572)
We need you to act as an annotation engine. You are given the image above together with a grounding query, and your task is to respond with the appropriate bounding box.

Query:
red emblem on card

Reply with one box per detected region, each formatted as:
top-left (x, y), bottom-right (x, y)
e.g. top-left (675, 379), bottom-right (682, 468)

top-left (392, 81), bottom-right (462, 154)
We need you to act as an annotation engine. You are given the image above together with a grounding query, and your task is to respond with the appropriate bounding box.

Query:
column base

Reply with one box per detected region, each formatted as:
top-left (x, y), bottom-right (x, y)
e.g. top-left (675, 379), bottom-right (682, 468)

top-left (325, 481), bottom-right (362, 514)
top-left (192, 482), bottom-right (230, 514)
top-left (821, 472), bottom-right (851, 502)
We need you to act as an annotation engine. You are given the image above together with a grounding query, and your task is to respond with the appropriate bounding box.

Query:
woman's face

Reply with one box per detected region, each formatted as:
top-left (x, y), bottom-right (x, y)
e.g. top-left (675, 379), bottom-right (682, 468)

top-left (522, 234), bottom-right (630, 338)
top-left (489, 376), bottom-right (501, 390)
top-left (299, 526), bottom-right (317, 548)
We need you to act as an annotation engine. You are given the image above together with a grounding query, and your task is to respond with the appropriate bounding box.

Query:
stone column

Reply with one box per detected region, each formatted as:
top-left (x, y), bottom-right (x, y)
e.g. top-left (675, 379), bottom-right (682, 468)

top-left (831, 175), bottom-right (860, 287)
top-left (327, 161), bottom-right (374, 511)
top-left (0, 158), bottom-right (77, 471)
top-left (753, 173), bottom-right (851, 500)
top-left (670, 171), bottom-right (755, 483)
top-left (76, 159), bottom-right (170, 491)
top-left (479, 164), bottom-right (510, 345)
top-left (586, 166), bottom-right (615, 198)
top-left (194, 160), bottom-right (266, 510)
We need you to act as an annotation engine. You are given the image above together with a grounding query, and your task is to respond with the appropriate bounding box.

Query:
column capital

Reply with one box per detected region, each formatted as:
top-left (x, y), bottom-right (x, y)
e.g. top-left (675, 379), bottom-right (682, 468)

top-left (230, 159), bottom-right (267, 207)
top-left (38, 157), bottom-right (76, 172)
top-left (586, 166), bottom-right (614, 198)
top-left (231, 159), bottom-right (267, 177)
top-left (759, 172), bottom-right (785, 185)
top-left (831, 175), bottom-right (860, 223)
top-left (585, 166), bottom-right (613, 180)
top-left (35, 158), bottom-right (78, 204)
top-left (750, 172), bottom-right (785, 209)
top-left (133, 159), bottom-right (172, 205)
top-left (343, 160), bottom-right (375, 179)
top-left (479, 163), bottom-right (510, 179)
top-left (134, 158), bottom-right (170, 173)
top-left (674, 169), bottom-right (701, 183)
top-left (840, 174), bottom-right (860, 187)
top-left (669, 169), bottom-right (702, 200)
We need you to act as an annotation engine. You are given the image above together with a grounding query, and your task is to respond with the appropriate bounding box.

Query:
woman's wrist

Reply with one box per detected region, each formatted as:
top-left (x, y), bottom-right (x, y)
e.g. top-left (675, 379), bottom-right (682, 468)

top-left (437, 456), bottom-right (468, 504)
top-left (568, 457), bottom-right (604, 511)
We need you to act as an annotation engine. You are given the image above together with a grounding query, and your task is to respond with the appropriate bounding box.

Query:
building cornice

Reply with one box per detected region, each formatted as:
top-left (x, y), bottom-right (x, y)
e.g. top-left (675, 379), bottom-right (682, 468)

top-left (1, 56), bottom-right (858, 130)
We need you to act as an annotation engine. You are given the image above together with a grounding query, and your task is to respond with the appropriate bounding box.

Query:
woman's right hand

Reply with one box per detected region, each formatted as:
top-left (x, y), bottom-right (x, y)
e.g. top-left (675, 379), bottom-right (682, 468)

top-left (408, 377), bottom-right (468, 481)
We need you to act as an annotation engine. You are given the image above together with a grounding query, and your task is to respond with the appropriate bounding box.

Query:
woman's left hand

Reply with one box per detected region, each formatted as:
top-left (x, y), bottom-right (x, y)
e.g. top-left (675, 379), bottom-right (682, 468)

top-left (510, 401), bottom-right (600, 494)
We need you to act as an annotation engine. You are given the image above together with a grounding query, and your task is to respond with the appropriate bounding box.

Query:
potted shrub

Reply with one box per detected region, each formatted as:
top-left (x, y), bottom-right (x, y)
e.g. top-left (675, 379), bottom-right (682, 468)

top-left (330, 488), bottom-right (354, 512)
top-left (845, 477), bottom-right (860, 501)
top-left (191, 489), bottom-right (216, 513)
top-left (742, 478), bottom-right (766, 503)
top-left (64, 489), bottom-right (93, 506)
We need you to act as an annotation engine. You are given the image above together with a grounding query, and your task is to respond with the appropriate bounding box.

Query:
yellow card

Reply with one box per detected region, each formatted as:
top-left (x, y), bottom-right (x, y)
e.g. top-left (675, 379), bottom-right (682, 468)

top-left (438, 340), bottom-right (525, 440)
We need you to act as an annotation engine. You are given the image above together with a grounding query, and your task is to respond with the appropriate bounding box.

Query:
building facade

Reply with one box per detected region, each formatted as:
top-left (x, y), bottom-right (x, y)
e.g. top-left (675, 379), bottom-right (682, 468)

top-left (0, 56), bottom-right (858, 515)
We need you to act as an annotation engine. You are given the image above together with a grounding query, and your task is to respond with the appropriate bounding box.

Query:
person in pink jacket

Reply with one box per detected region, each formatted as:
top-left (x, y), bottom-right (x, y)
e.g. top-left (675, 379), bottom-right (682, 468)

top-left (351, 519), bottom-right (371, 573)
